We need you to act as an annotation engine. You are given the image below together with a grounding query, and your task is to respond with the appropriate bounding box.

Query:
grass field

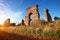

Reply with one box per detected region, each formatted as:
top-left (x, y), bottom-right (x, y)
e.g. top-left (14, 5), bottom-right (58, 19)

top-left (0, 20), bottom-right (60, 40)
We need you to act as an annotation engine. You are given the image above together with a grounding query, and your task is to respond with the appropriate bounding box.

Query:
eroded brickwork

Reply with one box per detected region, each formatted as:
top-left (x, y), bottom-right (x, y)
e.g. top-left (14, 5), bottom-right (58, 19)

top-left (44, 8), bottom-right (52, 22)
top-left (24, 5), bottom-right (40, 25)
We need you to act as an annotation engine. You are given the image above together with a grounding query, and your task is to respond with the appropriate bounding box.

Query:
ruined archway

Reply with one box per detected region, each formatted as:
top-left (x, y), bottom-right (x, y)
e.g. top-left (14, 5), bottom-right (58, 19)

top-left (24, 5), bottom-right (40, 25)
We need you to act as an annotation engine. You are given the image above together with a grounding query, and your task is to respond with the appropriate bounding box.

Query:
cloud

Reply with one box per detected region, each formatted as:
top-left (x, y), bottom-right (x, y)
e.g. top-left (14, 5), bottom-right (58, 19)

top-left (0, 0), bottom-right (23, 24)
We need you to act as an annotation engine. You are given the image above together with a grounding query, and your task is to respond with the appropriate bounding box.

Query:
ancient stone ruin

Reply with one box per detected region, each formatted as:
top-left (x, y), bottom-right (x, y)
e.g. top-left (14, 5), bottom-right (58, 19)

top-left (24, 5), bottom-right (40, 25)
top-left (21, 19), bottom-right (24, 25)
top-left (4, 18), bottom-right (16, 26)
top-left (10, 23), bottom-right (16, 26)
top-left (3, 5), bottom-right (53, 26)
top-left (44, 8), bottom-right (52, 22)
top-left (4, 18), bottom-right (10, 27)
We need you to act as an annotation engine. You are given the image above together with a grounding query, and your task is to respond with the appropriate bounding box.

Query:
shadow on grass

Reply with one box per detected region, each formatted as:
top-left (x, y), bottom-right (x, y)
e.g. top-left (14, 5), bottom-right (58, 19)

top-left (0, 31), bottom-right (59, 40)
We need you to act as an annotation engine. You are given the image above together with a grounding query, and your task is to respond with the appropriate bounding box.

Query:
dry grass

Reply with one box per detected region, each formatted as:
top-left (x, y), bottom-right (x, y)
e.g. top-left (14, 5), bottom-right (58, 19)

top-left (0, 20), bottom-right (60, 40)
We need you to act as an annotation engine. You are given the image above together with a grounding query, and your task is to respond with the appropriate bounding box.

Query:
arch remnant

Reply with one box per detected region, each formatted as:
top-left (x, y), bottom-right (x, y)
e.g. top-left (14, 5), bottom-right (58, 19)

top-left (44, 8), bottom-right (52, 22)
top-left (24, 5), bottom-right (40, 25)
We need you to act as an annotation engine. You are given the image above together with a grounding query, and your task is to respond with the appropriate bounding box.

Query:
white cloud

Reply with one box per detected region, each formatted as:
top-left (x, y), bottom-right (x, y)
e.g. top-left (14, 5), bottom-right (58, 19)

top-left (0, 0), bottom-right (23, 24)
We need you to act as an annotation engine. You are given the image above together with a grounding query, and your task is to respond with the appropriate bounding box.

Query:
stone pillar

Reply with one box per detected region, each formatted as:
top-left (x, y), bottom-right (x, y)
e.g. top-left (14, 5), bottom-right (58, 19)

top-left (21, 19), bottom-right (24, 25)
top-left (4, 18), bottom-right (10, 27)
top-left (44, 8), bottom-right (52, 22)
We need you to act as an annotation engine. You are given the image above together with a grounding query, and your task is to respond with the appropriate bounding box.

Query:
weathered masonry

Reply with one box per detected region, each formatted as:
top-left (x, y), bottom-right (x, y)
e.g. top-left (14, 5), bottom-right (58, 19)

top-left (44, 8), bottom-right (52, 22)
top-left (24, 5), bottom-right (40, 25)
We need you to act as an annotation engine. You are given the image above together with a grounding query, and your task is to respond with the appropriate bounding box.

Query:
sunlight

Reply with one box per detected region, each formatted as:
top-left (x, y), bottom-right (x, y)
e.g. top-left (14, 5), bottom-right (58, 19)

top-left (0, 1), bottom-right (22, 25)
top-left (0, 17), bottom-right (9, 25)
top-left (0, 27), bottom-right (5, 30)
top-left (0, 19), bottom-right (5, 25)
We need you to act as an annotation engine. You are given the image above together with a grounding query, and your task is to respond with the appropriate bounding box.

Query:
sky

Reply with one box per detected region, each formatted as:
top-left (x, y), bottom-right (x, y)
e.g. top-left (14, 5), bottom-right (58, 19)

top-left (0, 0), bottom-right (60, 24)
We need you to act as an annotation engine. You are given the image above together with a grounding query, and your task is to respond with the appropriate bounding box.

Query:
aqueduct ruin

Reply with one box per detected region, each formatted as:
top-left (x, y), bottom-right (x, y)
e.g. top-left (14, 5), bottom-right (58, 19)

top-left (24, 5), bottom-right (40, 25)
top-left (3, 5), bottom-right (53, 26)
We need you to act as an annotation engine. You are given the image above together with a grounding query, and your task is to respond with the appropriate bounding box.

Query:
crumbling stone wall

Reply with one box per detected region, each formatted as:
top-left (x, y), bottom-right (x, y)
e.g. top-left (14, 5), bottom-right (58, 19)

top-left (4, 18), bottom-right (10, 27)
top-left (10, 23), bottom-right (16, 26)
top-left (44, 8), bottom-right (52, 22)
top-left (24, 5), bottom-right (40, 25)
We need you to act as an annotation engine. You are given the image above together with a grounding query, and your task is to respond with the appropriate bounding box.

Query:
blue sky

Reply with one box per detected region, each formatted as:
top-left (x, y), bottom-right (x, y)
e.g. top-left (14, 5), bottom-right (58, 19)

top-left (0, 0), bottom-right (60, 24)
